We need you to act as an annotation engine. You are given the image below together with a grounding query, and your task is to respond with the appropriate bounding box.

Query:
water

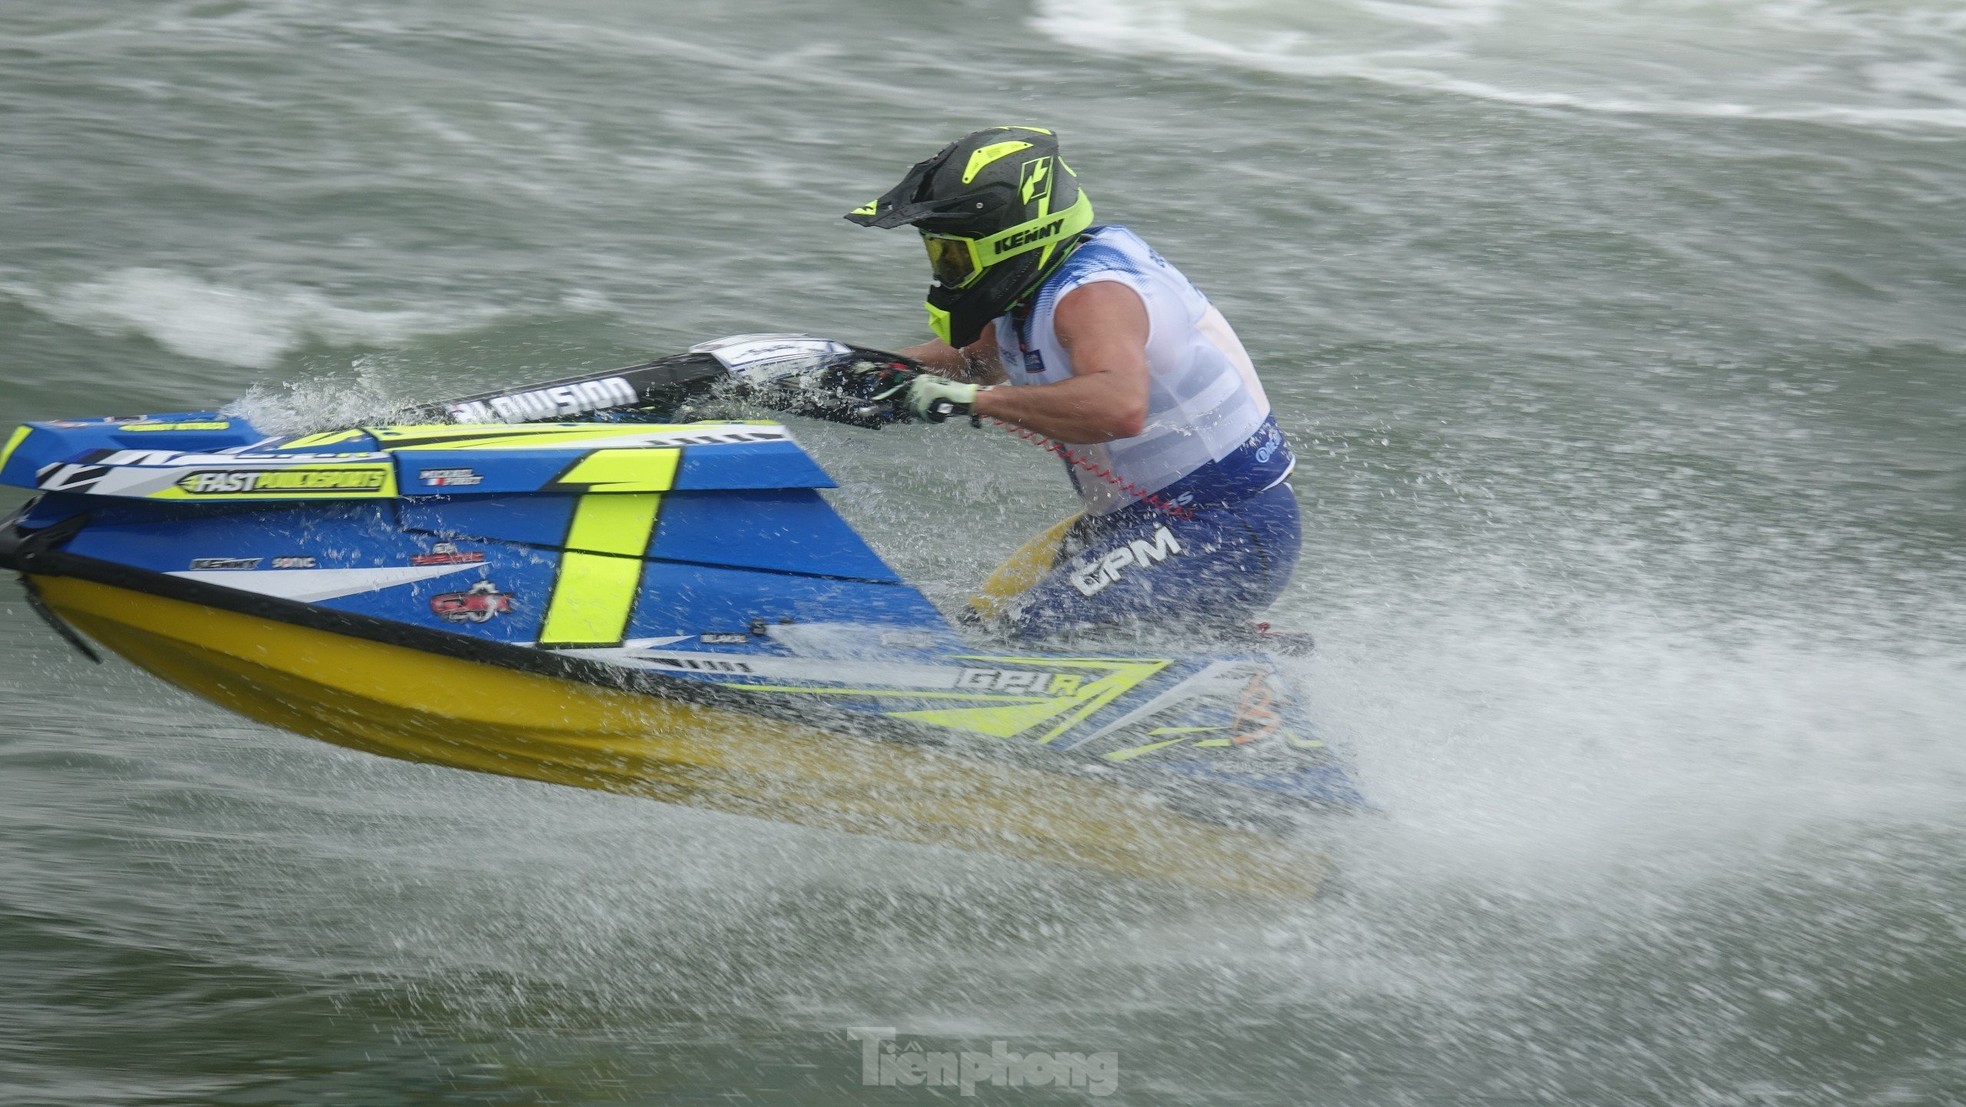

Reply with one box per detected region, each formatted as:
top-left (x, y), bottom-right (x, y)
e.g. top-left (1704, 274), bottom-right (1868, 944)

top-left (3, 0), bottom-right (1963, 1103)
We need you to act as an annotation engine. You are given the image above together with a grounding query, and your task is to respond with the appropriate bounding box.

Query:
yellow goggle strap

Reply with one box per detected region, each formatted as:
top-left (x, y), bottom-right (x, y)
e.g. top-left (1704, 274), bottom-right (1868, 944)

top-left (979, 189), bottom-right (1093, 266)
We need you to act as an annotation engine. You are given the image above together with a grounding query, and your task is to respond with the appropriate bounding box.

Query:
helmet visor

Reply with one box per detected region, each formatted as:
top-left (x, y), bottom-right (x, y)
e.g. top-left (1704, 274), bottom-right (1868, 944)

top-left (922, 232), bottom-right (983, 289)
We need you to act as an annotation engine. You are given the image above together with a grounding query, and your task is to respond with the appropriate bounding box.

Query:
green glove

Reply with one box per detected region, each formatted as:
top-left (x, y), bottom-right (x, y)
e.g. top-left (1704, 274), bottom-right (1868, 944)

top-left (904, 375), bottom-right (981, 423)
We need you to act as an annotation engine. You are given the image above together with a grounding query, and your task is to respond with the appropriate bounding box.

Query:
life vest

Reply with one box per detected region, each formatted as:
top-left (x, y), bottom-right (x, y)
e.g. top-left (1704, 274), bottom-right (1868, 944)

top-left (993, 225), bottom-right (1292, 514)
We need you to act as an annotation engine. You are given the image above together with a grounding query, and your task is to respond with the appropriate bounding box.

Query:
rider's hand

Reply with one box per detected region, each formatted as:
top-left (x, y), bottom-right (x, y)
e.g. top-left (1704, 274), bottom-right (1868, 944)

top-left (842, 360), bottom-right (982, 424)
top-left (898, 375), bottom-right (981, 423)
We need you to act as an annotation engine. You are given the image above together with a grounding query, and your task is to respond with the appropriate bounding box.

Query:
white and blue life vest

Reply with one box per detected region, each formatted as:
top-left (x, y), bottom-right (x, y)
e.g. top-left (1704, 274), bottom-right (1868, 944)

top-left (992, 225), bottom-right (1294, 515)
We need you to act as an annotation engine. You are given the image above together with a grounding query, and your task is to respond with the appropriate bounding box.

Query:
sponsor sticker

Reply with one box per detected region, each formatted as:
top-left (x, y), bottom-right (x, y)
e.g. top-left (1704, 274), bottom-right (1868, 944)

top-left (955, 668), bottom-right (1082, 695)
top-left (270, 556), bottom-right (317, 569)
top-left (444, 377), bottom-right (639, 424)
top-left (418, 467), bottom-right (484, 487)
top-left (430, 580), bottom-right (513, 623)
top-left (173, 466), bottom-right (391, 496)
top-left (1069, 525), bottom-right (1184, 598)
top-left (189, 557), bottom-right (261, 570)
top-left (122, 421), bottom-right (233, 432)
top-left (1229, 672), bottom-right (1282, 746)
top-left (691, 333), bottom-right (850, 376)
top-left (410, 542), bottom-right (485, 567)
top-left (699, 632), bottom-right (750, 646)
top-left (990, 215), bottom-right (1067, 258)
top-left (630, 653), bottom-right (755, 674)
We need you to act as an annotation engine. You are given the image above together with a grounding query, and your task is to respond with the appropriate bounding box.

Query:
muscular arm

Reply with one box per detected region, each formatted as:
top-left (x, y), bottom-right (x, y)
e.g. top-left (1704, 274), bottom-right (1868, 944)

top-left (897, 331), bottom-right (1007, 384)
top-left (970, 281), bottom-right (1150, 443)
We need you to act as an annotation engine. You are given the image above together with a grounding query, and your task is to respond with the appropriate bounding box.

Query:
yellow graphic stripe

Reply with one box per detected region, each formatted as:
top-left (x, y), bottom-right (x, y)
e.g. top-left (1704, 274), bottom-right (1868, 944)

top-left (550, 447), bottom-right (679, 493)
top-left (121, 421), bottom-right (233, 432)
top-left (726, 656), bottom-right (1174, 745)
top-left (1105, 737), bottom-right (1191, 762)
top-left (538, 493), bottom-right (661, 646)
top-left (0, 426), bottom-right (29, 472)
top-left (1032, 659), bottom-right (1167, 744)
top-left (962, 140), bottom-right (1034, 183)
top-left (371, 424), bottom-right (712, 451)
top-left (741, 687), bottom-right (1059, 703)
top-left (276, 428), bottom-right (369, 449)
top-left (888, 657), bottom-right (1168, 742)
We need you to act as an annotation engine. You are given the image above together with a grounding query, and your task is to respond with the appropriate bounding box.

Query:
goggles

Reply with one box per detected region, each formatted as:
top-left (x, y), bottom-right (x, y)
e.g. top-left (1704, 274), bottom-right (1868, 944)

top-left (922, 232), bottom-right (985, 290)
top-left (916, 191), bottom-right (1097, 292)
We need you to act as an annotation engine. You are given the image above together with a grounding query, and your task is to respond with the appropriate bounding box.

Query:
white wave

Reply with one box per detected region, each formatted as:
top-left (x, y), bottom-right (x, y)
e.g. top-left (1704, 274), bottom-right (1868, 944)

top-left (1034, 0), bottom-right (1966, 132)
top-left (5, 267), bottom-right (503, 369)
top-left (223, 356), bottom-right (428, 435)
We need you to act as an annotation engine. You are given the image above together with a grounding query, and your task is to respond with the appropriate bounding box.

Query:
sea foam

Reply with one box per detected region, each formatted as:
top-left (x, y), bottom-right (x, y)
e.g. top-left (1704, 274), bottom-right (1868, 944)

top-left (1034, 0), bottom-right (1966, 132)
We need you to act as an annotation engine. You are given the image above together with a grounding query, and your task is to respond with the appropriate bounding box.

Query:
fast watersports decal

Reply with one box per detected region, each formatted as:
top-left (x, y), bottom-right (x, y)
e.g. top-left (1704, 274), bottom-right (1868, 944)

top-left (430, 580), bottom-right (514, 624)
top-left (172, 467), bottom-right (393, 496)
top-left (33, 453), bottom-right (400, 501)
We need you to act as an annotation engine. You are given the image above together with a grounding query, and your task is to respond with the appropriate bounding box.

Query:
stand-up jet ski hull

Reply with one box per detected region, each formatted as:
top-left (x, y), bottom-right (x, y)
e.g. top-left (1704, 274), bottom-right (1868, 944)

top-left (0, 340), bottom-right (1365, 896)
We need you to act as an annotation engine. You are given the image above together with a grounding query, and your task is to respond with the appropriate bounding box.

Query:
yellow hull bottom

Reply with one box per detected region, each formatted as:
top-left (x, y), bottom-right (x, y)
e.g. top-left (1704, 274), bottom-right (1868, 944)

top-left (33, 575), bottom-right (1329, 898)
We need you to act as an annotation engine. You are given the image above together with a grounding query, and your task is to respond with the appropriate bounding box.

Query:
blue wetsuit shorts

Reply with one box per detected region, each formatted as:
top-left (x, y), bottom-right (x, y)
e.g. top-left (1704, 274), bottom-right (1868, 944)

top-left (998, 481), bottom-right (1301, 641)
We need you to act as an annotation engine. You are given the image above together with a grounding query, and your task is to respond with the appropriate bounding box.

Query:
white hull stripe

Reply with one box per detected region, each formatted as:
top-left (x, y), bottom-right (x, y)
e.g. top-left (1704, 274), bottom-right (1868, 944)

top-left (166, 564), bottom-right (478, 603)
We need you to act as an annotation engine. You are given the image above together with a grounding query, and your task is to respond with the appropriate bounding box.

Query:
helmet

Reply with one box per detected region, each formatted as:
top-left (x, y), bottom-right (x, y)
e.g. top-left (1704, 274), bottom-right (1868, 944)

top-left (846, 126), bottom-right (1095, 348)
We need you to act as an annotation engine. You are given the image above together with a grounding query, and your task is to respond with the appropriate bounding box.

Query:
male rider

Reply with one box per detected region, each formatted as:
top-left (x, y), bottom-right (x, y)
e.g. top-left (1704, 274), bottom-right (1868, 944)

top-left (846, 126), bottom-right (1299, 640)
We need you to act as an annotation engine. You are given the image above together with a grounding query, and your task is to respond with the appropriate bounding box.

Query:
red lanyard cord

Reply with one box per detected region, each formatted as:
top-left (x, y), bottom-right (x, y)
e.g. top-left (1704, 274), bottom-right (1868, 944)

top-left (981, 416), bottom-right (1197, 521)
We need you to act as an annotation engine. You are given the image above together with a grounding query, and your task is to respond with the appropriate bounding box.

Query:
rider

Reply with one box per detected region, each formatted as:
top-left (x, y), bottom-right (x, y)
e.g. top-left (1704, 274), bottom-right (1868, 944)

top-left (846, 126), bottom-right (1299, 641)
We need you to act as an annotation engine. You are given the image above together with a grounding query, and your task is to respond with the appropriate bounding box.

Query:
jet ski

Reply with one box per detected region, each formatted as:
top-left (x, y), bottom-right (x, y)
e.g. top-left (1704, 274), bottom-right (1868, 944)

top-left (0, 335), bottom-right (1365, 897)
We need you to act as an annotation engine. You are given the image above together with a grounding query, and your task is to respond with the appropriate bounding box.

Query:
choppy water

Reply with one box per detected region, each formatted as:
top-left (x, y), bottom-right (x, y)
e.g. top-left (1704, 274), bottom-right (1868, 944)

top-left (3, 0), bottom-right (1964, 1103)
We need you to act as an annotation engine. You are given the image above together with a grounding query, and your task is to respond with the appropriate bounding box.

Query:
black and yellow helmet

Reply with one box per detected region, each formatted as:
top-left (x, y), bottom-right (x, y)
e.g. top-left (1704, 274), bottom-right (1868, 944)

top-left (847, 126), bottom-right (1095, 348)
